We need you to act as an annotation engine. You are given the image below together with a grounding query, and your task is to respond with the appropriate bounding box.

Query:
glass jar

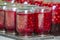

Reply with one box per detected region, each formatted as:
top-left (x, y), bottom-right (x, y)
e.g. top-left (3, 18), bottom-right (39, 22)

top-left (51, 3), bottom-right (60, 36)
top-left (0, 5), bottom-right (5, 33)
top-left (34, 7), bottom-right (52, 36)
top-left (4, 6), bottom-right (17, 35)
top-left (16, 8), bottom-right (34, 36)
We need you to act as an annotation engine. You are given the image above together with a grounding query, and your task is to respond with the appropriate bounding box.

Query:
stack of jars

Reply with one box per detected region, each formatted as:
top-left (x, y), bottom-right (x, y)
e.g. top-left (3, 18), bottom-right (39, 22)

top-left (0, 4), bottom-right (52, 37)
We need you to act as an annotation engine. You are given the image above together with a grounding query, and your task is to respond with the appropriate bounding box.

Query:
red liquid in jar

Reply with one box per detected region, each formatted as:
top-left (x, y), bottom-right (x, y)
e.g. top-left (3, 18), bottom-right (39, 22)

top-left (0, 9), bottom-right (4, 30)
top-left (16, 12), bottom-right (34, 36)
top-left (5, 10), bottom-right (16, 33)
top-left (34, 13), bottom-right (44, 35)
top-left (34, 10), bottom-right (52, 35)
top-left (43, 11), bottom-right (52, 34)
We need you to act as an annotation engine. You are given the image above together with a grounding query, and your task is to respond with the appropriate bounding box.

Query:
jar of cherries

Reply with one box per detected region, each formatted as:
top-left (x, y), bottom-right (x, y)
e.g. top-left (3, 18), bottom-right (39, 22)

top-left (4, 6), bottom-right (17, 35)
top-left (16, 8), bottom-right (35, 36)
top-left (34, 7), bottom-right (52, 36)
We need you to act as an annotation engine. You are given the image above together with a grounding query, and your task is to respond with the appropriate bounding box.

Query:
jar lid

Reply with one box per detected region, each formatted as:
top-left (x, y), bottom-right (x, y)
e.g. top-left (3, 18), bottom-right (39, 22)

top-left (17, 7), bottom-right (35, 14)
top-left (42, 7), bottom-right (51, 13)
top-left (4, 5), bottom-right (17, 11)
top-left (35, 6), bottom-right (51, 13)
top-left (17, 8), bottom-right (30, 13)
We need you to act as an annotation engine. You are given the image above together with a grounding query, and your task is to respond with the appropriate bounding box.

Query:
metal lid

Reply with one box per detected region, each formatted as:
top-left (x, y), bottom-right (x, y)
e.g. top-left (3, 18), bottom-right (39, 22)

top-left (34, 6), bottom-right (51, 13)
top-left (4, 5), bottom-right (17, 11)
top-left (17, 6), bottom-right (35, 14)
